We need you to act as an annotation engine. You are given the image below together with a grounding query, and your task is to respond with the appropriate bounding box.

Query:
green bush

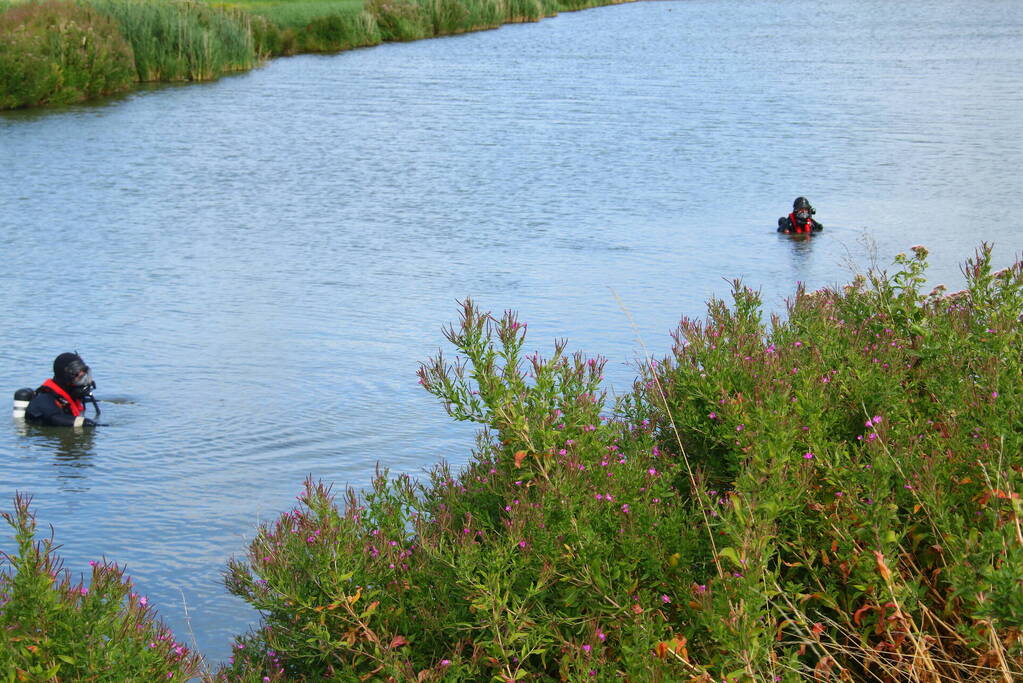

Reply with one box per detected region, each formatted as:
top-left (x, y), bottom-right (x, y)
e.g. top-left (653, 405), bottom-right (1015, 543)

top-left (298, 9), bottom-right (380, 52)
top-left (364, 0), bottom-right (433, 41)
top-left (218, 246), bottom-right (1023, 681)
top-left (0, 0), bottom-right (135, 109)
top-left (0, 494), bottom-right (203, 680)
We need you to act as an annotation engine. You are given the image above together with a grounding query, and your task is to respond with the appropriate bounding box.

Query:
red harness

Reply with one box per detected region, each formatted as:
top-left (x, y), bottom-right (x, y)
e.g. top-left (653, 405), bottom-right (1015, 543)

top-left (788, 212), bottom-right (813, 233)
top-left (41, 379), bottom-right (84, 416)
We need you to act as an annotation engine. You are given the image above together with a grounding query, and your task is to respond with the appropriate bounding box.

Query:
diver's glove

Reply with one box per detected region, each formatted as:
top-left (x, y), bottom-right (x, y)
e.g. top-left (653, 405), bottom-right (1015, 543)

top-left (73, 416), bottom-right (98, 428)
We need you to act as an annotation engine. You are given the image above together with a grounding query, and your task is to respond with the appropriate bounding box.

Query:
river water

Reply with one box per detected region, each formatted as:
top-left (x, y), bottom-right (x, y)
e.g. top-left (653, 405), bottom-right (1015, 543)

top-left (1, 0), bottom-right (1021, 666)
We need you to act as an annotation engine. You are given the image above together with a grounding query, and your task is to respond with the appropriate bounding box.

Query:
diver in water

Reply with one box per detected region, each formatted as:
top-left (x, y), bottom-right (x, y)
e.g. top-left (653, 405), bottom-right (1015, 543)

top-left (778, 196), bottom-right (823, 234)
top-left (24, 352), bottom-right (100, 427)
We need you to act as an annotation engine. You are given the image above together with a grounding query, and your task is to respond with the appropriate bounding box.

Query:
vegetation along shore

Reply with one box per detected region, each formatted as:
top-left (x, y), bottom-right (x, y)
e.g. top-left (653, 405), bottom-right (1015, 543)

top-left (0, 0), bottom-right (636, 110)
top-left (3, 244), bottom-right (1022, 680)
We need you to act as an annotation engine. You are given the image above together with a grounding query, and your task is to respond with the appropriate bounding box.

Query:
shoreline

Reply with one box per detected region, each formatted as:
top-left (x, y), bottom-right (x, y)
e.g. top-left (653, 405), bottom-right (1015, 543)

top-left (0, 0), bottom-right (643, 111)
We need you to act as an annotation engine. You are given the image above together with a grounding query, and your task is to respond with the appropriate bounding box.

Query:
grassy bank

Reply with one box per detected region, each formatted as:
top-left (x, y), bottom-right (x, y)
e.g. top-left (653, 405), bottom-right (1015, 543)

top-left (7, 245), bottom-right (1019, 681)
top-left (0, 0), bottom-right (629, 109)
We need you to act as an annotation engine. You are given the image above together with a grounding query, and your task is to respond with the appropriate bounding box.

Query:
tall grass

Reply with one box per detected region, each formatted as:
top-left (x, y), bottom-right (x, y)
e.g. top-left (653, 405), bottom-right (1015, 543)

top-left (87, 0), bottom-right (258, 81)
top-left (216, 245), bottom-right (1023, 681)
top-left (0, 0), bottom-right (135, 109)
top-left (235, 0), bottom-right (379, 55)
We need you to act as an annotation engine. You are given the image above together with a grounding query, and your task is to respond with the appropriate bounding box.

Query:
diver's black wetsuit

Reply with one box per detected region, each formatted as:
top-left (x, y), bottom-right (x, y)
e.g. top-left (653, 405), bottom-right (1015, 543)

top-left (25, 382), bottom-right (94, 427)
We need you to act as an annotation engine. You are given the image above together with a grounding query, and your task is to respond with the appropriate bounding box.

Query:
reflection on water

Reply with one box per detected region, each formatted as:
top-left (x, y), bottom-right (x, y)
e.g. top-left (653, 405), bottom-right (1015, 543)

top-left (12, 422), bottom-right (96, 493)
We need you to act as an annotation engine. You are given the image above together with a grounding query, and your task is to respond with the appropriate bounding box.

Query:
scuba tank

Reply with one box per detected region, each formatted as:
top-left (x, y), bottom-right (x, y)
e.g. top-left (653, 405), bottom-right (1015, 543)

top-left (13, 388), bottom-right (35, 420)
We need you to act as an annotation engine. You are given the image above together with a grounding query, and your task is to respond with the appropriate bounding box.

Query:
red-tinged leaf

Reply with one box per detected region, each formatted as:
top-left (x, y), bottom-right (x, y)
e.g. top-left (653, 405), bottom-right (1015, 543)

top-left (673, 636), bottom-right (689, 661)
top-left (853, 604), bottom-right (873, 627)
top-left (811, 622), bottom-right (825, 636)
top-left (513, 451), bottom-right (527, 468)
top-left (389, 635), bottom-right (410, 649)
top-left (874, 551), bottom-right (892, 581)
top-left (654, 641), bottom-right (669, 659)
top-left (631, 604), bottom-right (644, 614)
top-left (775, 620), bottom-right (793, 641)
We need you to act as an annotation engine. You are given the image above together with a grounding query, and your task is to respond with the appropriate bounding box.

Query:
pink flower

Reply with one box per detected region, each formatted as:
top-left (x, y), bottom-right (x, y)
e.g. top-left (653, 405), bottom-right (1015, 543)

top-left (80, 587), bottom-right (88, 596)
top-left (661, 594), bottom-right (671, 603)
top-left (708, 411), bottom-right (717, 419)
top-left (803, 452), bottom-right (814, 459)
top-left (518, 541), bottom-right (527, 548)
top-left (582, 644), bottom-right (592, 653)
top-left (139, 596), bottom-right (148, 607)
top-left (647, 468), bottom-right (657, 476)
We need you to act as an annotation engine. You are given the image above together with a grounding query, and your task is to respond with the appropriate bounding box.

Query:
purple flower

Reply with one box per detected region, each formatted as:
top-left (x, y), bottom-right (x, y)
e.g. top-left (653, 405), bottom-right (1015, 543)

top-left (708, 411), bottom-right (717, 419)
top-left (582, 644), bottom-right (592, 653)
top-left (803, 452), bottom-right (814, 459)
top-left (661, 594), bottom-right (671, 603)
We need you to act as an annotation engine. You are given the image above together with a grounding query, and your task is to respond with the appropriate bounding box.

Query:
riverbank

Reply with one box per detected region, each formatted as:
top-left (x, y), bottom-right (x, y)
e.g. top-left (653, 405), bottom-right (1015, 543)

top-left (5, 246), bottom-right (1022, 680)
top-left (0, 0), bottom-right (636, 110)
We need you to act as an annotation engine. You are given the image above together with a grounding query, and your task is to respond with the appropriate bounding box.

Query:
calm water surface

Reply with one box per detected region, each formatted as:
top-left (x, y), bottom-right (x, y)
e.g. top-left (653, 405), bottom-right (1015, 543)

top-left (2, 0), bottom-right (1021, 665)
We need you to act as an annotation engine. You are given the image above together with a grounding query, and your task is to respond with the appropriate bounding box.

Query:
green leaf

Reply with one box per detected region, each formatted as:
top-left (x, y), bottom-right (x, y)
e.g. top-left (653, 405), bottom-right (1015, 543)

top-left (719, 547), bottom-right (742, 568)
top-left (57, 655), bottom-right (75, 664)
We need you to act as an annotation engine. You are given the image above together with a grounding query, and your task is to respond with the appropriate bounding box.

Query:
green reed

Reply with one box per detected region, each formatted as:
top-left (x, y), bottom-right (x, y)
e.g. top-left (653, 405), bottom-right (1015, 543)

top-left (233, 0), bottom-right (379, 55)
top-left (86, 0), bottom-right (258, 81)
